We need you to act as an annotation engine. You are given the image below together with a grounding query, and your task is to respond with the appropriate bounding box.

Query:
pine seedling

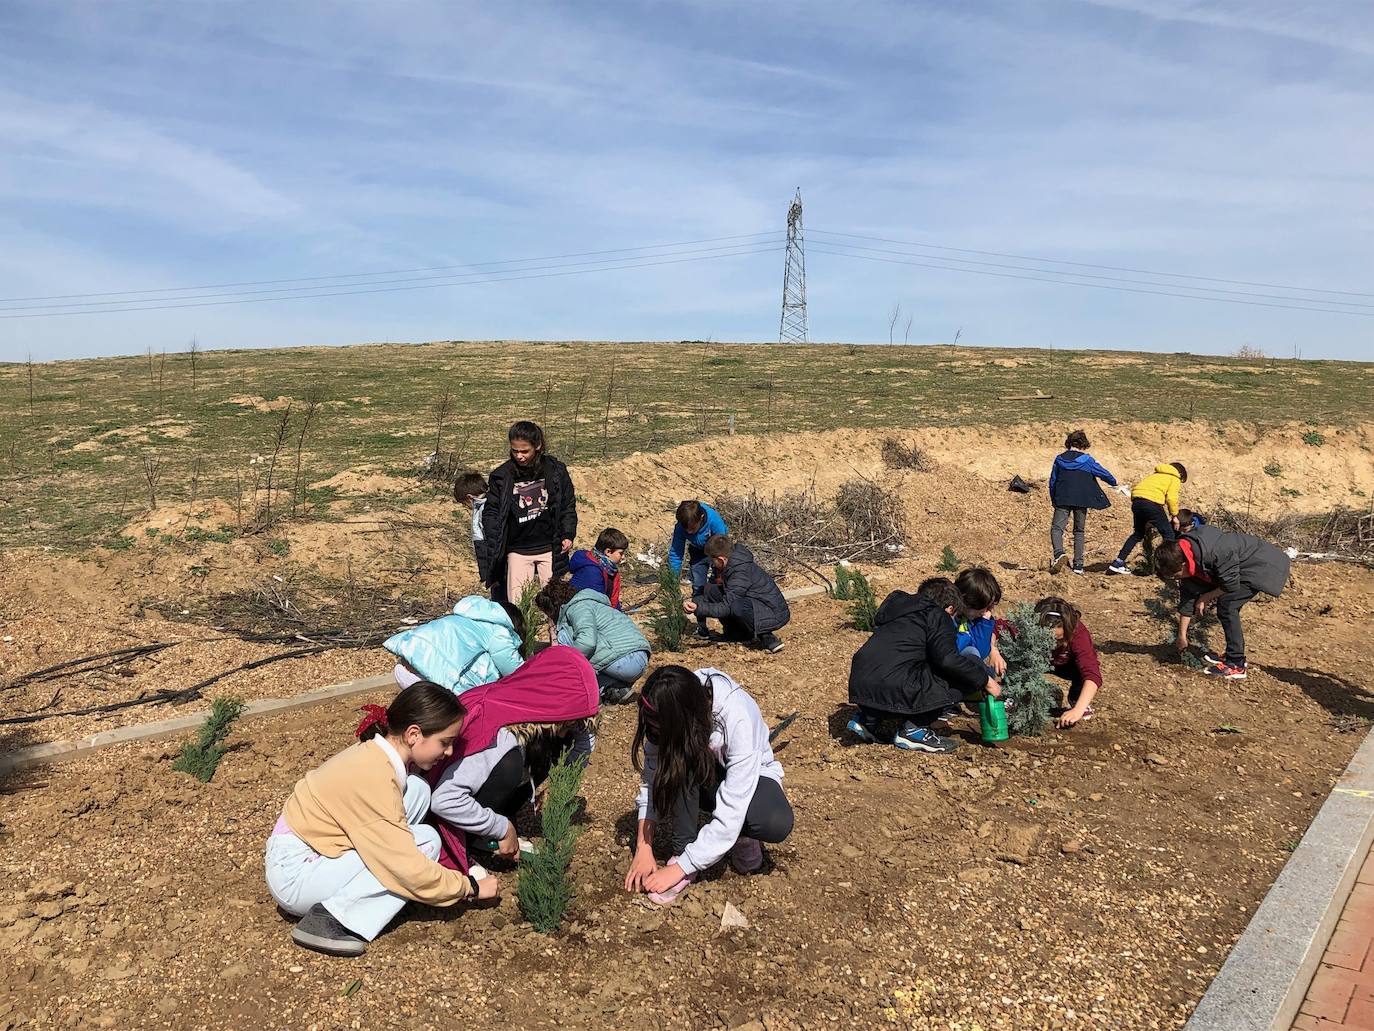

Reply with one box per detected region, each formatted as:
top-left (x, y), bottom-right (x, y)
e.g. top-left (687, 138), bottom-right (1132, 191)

top-left (936, 545), bottom-right (960, 573)
top-left (1143, 578), bottom-right (1209, 670)
top-left (172, 697), bottom-right (246, 783)
top-left (831, 562), bottom-right (855, 600)
top-left (517, 749), bottom-right (585, 934)
top-left (649, 563), bottom-right (691, 650)
top-left (518, 578), bottom-right (544, 657)
top-left (999, 604), bottom-right (1057, 735)
top-left (847, 567), bottom-right (878, 632)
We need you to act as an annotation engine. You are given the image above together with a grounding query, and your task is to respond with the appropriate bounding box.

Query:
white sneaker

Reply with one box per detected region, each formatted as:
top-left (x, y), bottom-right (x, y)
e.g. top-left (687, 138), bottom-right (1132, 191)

top-left (1106, 561), bottom-right (1130, 575)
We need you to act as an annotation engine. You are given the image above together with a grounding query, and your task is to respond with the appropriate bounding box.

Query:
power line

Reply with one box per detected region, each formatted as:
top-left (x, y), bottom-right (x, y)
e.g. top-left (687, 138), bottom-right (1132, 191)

top-left (810, 246), bottom-right (1374, 317)
top-left (0, 244), bottom-right (783, 320)
top-left (0, 239), bottom-right (785, 313)
top-left (0, 231), bottom-right (781, 305)
top-left (808, 239), bottom-right (1374, 310)
top-left (809, 229), bottom-right (1374, 300)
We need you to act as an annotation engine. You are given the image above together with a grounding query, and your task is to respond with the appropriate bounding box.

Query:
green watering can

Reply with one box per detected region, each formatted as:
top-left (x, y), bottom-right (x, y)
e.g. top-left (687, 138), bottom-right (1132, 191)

top-left (979, 695), bottom-right (1009, 743)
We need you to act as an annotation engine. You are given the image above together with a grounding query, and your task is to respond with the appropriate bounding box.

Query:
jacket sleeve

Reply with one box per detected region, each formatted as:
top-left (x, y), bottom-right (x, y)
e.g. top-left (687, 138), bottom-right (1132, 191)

top-left (430, 755), bottom-right (512, 841)
top-left (345, 806), bottom-right (474, 906)
top-left (668, 525), bottom-right (687, 573)
top-left (928, 616), bottom-right (990, 690)
top-left (1069, 625), bottom-right (1103, 687)
top-left (563, 609), bottom-right (598, 658)
top-left (1208, 538), bottom-right (1243, 592)
top-left (489, 630), bottom-right (524, 678)
top-left (558, 463), bottom-right (578, 544)
top-left (1088, 457), bottom-right (1118, 487)
top-left (678, 706), bottom-right (761, 876)
top-left (479, 470), bottom-right (504, 581)
top-left (1048, 461), bottom-right (1059, 497)
top-left (692, 576), bottom-right (732, 619)
top-left (1164, 477), bottom-right (1180, 516)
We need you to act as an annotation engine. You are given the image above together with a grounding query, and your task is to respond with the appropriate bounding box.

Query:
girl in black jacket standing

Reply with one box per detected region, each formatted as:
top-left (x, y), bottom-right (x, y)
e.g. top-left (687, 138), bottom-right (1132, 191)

top-left (847, 578), bottom-right (1002, 753)
top-left (480, 421), bottom-right (578, 602)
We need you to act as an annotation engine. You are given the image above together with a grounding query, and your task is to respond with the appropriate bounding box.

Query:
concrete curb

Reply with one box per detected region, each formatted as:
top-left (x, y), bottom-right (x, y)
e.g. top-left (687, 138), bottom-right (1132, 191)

top-left (0, 583), bottom-right (834, 778)
top-left (0, 673), bottom-right (396, 778)
top-left (1183, 724), bottom-right (1374, 1031)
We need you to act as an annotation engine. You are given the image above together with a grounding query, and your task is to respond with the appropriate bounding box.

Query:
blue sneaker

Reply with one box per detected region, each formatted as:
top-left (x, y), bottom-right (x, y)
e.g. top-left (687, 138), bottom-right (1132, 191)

top-left (894, 722), bottom-right (958, 753)
top-left (846, 715), bottom-right (887, 744)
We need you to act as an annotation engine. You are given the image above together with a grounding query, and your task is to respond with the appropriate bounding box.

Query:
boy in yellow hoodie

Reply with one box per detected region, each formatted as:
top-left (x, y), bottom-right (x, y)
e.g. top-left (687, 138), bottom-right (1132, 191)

top-left (1107, 462), bottom-right (1187, 575)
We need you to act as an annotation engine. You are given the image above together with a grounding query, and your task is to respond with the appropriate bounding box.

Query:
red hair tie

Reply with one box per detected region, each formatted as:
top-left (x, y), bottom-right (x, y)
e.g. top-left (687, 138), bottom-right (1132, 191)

top-left (355, 703), bottom-right (389, 739)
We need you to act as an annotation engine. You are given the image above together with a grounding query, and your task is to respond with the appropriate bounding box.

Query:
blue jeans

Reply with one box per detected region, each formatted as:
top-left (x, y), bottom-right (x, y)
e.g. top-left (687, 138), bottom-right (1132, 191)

top-left (597, 649), bottom-right (649, 692)
top-left (961, 644), bottom-right (997, 681)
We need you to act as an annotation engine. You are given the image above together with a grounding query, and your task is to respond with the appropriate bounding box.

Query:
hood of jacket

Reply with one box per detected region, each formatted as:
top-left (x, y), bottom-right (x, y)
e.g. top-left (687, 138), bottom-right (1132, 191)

top-left (725, 542), bottom-right (758, 570)
top-left (873, 589), bottom-right (935, 628)
top-left (565, 587), bottom-right (613, 613)
top-left (1151, 463), bottom-right (1181, 481)
top-left (1054, 450), bottom-right (1097, 470)
top-left (451, 595), bottom-right (515, 630)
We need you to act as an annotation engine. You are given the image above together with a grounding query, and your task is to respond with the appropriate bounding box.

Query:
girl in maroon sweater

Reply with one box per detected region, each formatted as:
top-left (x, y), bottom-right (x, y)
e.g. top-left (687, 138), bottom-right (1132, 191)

top-left (1034, 597), bottom-right (1102, 728)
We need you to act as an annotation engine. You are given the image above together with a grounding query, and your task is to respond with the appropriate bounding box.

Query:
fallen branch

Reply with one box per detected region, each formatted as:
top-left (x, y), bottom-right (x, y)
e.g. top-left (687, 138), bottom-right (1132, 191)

top-left (3, 642), bottom-right (177, 692)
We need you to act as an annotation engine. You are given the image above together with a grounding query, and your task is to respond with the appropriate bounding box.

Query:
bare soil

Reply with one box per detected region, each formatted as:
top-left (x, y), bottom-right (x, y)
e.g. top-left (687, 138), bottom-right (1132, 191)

top-left (1, 424), bottom-right (1372, 1029)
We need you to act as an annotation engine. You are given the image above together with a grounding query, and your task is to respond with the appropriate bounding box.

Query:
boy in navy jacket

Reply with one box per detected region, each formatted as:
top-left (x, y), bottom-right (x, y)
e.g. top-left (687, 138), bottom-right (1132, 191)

top-left (1048, 430), bottom-right (1124, 575)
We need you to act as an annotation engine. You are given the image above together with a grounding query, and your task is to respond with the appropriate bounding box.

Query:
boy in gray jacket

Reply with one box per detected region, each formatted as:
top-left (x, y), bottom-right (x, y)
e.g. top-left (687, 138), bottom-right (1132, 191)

top-left (1153, 524), bottom-right (1291, 680)
top-left (685, 535), bottom-right (790, 654)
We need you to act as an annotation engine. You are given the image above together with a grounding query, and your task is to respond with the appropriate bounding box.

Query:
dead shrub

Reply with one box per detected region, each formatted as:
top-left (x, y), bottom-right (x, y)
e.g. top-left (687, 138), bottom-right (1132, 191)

top-left (1212, 504), bottom-right (1374, 560)
top-left (880, 437), bottom-right (933, 472)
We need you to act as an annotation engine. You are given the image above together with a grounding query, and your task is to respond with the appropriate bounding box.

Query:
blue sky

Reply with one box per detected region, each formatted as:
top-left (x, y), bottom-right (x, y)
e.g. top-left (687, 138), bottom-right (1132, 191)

top-left (1, 0), bottom-right (1371, 362)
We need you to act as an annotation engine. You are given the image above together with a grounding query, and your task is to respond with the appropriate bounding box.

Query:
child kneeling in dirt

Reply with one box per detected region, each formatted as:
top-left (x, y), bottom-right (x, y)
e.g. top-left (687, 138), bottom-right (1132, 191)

top-left (954, 567), bottom-right (1008, 680)
top-left (568, 527), bottom-right (627, 609)
top-left (670, 500), bottom-right (729, 637)
top-left (1153, 523), bottom-right (1291, 680)
top-left (429, 646), bottom-right (599, 869)
top-left (535, 579), bottom-right (652, 704)
top-left (625, 665), bottom-right (793, 906)
top-left (265, 682), bottom-right (499, 957)
top-left (847, 577), bottom-right (1002, 753)
top-left (684, 534), bottom-right (790, 653)
top-left (1033, 597), bottom-right (1102, 727)
top-left (384, 596), bottom-right (525, 694)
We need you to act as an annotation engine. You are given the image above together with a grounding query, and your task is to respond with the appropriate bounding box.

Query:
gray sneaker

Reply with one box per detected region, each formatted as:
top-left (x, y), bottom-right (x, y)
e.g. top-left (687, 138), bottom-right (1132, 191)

top-left (291, 904), bottom-right (367, 957)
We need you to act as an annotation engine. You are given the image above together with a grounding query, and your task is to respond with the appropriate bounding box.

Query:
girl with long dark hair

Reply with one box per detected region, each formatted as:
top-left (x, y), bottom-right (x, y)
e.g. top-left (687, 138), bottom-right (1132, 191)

top-left (624, 666), bottom-right (793, 905)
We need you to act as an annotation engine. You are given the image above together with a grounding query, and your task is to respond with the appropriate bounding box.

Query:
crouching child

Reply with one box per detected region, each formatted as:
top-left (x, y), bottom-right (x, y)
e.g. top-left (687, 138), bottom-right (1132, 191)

top-left (847, 577), bottom-right (1002, 754)
top-left (536, 579), bottom-right (652, 704)
top-left (1033, 597), bottom-right (1102, 727)
top-left (684, 534), bottom-right (790, 653)
top-left (265, 682), bottom-right (499, 957)
top-left (625, 665), bottom-right (793, 906)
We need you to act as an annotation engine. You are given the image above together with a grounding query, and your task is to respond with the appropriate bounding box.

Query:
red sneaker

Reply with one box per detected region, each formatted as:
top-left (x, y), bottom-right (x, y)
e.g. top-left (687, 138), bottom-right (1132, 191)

top-left (1205, 662), bottom-right (1247, 680)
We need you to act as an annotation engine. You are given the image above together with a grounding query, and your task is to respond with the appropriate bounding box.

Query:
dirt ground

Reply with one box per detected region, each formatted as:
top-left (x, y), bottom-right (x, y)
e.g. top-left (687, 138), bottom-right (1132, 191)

top-left (1, 424), bottom-right (1373, 1029)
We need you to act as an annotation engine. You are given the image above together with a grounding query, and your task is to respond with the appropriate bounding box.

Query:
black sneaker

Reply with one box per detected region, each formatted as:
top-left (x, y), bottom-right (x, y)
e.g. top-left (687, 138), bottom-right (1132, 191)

top-left (600, 684), bottom-right (634, 705)
top-left (290, 903), bottom-right (367, 957)
top-left (756, 633), bottom-right (784, 654)
top-left (846, 714), bottom-right (888, 744)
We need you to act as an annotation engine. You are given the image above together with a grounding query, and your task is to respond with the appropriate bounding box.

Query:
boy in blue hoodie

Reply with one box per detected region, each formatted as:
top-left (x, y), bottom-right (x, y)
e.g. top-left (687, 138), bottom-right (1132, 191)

top-left (669, 500), bottom-right (729, 637)
top-left (1049, 430), bottom-right (1126, 575)
top-left (568, 528), bottom-right (627, 609)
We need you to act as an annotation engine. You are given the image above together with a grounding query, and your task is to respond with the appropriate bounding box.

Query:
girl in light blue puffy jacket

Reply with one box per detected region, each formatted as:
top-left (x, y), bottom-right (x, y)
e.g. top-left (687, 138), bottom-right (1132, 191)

top-left (384, 596), bottom-right (526, 694)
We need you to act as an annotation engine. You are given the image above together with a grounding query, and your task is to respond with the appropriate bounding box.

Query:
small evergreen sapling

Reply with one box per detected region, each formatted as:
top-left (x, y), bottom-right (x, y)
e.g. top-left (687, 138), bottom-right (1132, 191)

top-left (998, 604), bottom-right (1057, 735)
top-left (172, 697), bottom-right (246, 783)
top-left (649, 563), bottom-right (691, 650)
top-left (516, 749), bottom-right (585, 934)
top-left (1143, 578), bottom-right (1209, 670)
top-left (831, 562), bottom-right (856, 600)
top-left (846, 567), bottom-right (878, 632)
top-left (517, 578), bottom-right (544, 656)
top-left (936, 545), bottom-right (960, 573)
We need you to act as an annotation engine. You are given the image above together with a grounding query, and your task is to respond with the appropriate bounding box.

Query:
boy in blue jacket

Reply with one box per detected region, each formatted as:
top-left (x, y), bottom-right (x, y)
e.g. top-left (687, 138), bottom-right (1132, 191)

top-left (1048, 430), bottom-right (1126, 575)
top-left (568, 528), bottom-right (627, 609)
top-left (669, 500), bottom-right (728, 637)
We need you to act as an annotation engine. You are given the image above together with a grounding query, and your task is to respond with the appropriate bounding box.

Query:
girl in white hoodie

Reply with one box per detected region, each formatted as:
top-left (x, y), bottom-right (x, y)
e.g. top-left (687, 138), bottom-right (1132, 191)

top-left (624, 665), bottom-right (793, 906)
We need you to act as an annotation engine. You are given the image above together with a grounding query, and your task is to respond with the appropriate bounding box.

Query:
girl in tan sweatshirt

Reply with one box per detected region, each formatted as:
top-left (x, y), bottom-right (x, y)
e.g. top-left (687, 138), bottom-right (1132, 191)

top-left (266, 681), bottom-right (499, 956)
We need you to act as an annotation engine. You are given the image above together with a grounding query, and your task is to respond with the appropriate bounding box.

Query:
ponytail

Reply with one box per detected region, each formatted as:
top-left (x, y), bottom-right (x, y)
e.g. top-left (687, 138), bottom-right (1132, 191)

top-left (356, 681), bottom-right (466, 742)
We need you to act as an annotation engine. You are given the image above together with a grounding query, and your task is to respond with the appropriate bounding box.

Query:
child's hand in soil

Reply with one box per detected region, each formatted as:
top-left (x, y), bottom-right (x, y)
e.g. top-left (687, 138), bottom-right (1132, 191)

top-left (624, 849), bottom-right (658, 892)
top-left (1057, 707), bottom-right (1088, 728)
top-left (475, 875), bottom-right (501, 901)
top-left (642, 862), bottom-right (686, 895)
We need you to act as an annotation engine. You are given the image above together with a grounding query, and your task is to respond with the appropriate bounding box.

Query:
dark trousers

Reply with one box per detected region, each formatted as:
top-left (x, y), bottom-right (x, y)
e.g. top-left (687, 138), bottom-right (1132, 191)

top-left (701, 584), bottom-right (760, 642)
top-left (858, 704), bottom-right (945, 731)
top-left (669, 767), bottom-right (794, 857)
top-left (1117, 498), bottom-right (1176, 563)
top-left (471, 747), bottom-right (532, 825)
top-left (1182, 579), bottom-right (1257, 666)
top-left (1051, 506), bottom-right (1087, 568)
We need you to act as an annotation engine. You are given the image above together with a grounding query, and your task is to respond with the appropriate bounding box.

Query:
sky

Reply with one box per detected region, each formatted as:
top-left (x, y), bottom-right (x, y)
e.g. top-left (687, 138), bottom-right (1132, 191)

top-left (1, 0), bottom-right (1371, 362)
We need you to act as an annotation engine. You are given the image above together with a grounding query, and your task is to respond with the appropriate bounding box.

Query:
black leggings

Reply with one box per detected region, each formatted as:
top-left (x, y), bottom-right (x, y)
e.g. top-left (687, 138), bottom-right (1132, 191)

top-left (1117, 498), bottom-right (1176, 563)
top-left (669, 768), bottom-right (794, 857)
top-left (471, 747), bottom-right (533, 824)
